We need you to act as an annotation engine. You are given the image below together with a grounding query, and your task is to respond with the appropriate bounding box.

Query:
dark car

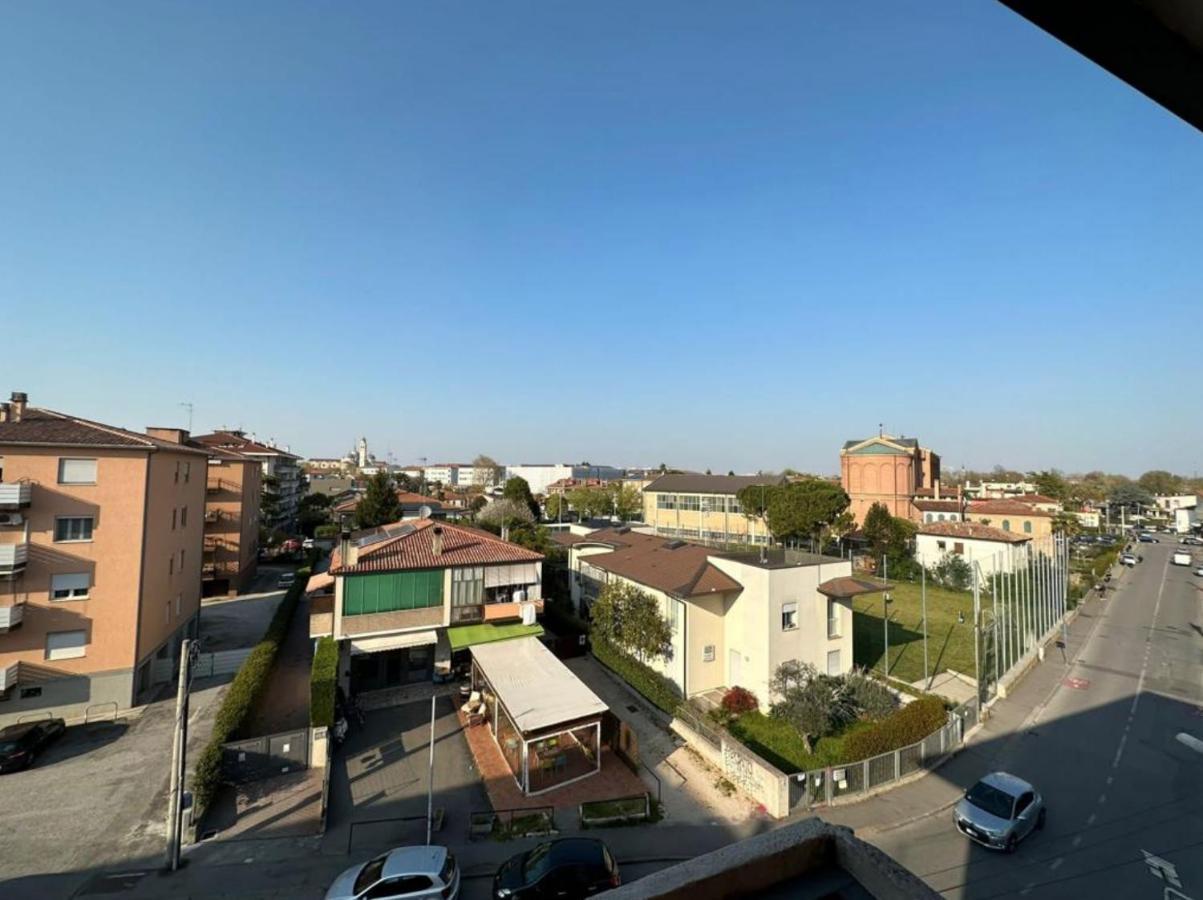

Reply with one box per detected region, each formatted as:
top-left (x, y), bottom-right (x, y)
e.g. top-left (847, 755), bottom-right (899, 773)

top-left (1138, 534), bottom-right (1159, 543)
top-left (0, 718), bottom-right (67, 773)
top-left (494, 839), bottom-right (619, 899)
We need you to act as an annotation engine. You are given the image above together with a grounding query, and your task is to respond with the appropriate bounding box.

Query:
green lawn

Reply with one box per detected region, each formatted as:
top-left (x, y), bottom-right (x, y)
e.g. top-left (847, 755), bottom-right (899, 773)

top-left (853, 580), bottom-right (977, 686)
top-left (726, 711), bottom-right (874, 774)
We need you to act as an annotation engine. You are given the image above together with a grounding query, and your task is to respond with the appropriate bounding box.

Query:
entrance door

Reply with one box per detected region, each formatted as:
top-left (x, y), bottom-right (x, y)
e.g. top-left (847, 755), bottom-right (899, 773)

top-left (728, 649), bottom-right (741, 688)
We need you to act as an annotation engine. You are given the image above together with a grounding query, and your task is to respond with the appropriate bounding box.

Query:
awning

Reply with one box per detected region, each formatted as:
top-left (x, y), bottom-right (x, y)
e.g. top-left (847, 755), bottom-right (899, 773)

top-left (350, 630), bottom-right (438, 655)
top-left (306, 571), bottom-right (334, 594)
top-left (471, 637), bottom-right (606, 734)
top-left (447, 622), bottom-right (543, 652)
top-left (817, 576), bottom-right (892, 599)
top-left (0, 662), bottom-right (18, 692)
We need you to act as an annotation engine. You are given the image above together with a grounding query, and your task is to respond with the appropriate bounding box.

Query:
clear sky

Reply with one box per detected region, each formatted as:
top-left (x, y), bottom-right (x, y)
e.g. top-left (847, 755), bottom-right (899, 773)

top-left (3, 2), bottom-right (1201, 477)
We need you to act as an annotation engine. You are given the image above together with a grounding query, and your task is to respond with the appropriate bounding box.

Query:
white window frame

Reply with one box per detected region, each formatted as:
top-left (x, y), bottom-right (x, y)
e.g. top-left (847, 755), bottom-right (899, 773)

top-left (46, 630), bottom-right (87, 661)
top-left (50, 572), bottom-right (90, 601)
top-left (826, 649), bottom-right (842, 676)
top-left (57, 458), bottom-right (97, 485)
top-left (54, 516), bottom-right (94, 543)
top-left (827, 597), bottom-right (840, 639)
top-left (781, 601), bottom-right (798, 631)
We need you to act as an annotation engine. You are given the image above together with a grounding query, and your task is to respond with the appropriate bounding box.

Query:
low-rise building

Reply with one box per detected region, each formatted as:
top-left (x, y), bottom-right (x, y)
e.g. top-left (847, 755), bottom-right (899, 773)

top-left (567, 528), bottom-right (876, 708)
top-left (642, 473), bottom-right (782, 546)
top-left (915, 522), bottom-right (1031, 576)
top-left (0, 392), bottom-right (207, 725)
top-left (962, 480), bottom-right (1039, 500)
top-left (310, 519), bottom-right (545, 696)
top-left (914, 498), bottom-right (966, 524)
top-left (505, 463), bottom-right (625, 497)
top-left (965, 499), bottom-right (1053, 540)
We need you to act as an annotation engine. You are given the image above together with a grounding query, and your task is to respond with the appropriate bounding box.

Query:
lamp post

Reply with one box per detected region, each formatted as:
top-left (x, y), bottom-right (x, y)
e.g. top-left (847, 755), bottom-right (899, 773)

top-left (882, 556), bottom-right (891, 680)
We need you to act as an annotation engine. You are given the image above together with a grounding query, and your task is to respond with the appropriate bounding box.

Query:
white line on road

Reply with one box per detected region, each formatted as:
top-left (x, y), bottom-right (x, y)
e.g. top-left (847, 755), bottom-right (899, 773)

top-left (1176, 732), bottom-right (1203, 754)
top-left (1087, 813), bottom-right (1096, 825)
top-left (1113, 733), bottom-right (1128, 768)
top-left (1131, 555), bottom-right (1170, 718)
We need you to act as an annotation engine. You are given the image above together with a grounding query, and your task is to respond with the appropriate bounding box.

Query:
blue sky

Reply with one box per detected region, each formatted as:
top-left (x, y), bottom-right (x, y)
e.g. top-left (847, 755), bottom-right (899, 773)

top-left (3, 2), bottom-right (1201, 476)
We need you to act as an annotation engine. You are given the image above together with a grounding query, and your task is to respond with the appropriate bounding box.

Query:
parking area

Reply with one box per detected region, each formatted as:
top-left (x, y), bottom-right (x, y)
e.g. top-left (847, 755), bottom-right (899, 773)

top-left (0, 677), bottom-right (227, 898)
top-left (197, 566), bottom-right (291, 652)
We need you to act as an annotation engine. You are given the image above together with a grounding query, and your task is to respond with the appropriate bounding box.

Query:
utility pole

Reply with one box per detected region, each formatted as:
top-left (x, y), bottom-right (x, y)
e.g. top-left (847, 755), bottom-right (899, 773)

top-left (166, 638), bottom-right (194, 871)
top-left (921, 565), bottom-right (929, 691)
top-left (882, 556), bottom-right (890, 680)
top-left (426, 695), bottom-right (436, 845)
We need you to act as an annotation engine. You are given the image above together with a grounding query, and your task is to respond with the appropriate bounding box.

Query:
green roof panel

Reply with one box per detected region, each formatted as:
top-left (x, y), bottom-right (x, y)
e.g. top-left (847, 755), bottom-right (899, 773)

top-left (447, 622), bottom-right (544, 651)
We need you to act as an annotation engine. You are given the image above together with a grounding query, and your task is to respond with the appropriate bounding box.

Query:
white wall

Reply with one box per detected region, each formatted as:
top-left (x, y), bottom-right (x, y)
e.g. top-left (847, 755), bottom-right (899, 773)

top-left (915, 533), bottom-right (1028, 576)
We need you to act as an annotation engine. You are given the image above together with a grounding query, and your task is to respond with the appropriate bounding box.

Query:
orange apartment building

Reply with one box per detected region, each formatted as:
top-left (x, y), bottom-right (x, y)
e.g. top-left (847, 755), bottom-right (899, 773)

top-left (840, 434), bottom-right (941, 525)
top-left (199, 444), bottom-right (261, 597)
top-left (0, 393), bottom-right (207, 726)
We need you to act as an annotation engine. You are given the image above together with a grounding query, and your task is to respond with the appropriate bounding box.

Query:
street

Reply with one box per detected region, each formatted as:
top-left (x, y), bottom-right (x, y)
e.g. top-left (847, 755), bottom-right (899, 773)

top-left (868, 539), bottom-right (1203, 898)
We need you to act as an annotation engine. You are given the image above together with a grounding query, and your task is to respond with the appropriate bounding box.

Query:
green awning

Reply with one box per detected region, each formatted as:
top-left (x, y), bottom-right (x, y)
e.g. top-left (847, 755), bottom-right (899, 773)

top-left (447, 622), bottom-right (544, 652)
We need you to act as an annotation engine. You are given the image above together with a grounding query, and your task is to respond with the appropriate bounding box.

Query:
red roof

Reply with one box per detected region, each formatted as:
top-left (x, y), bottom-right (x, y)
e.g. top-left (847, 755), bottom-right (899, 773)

top-left (967, 499), bottom-right (1051, 518)
top-left (0, 407), bottom-right (210, 456)
top-left (913, 499), bottom-right (963, 512)
top-left (919, 522), bottom-right (1031, 543)
top-left (193, 431), bottom-right (300, 460)
top-left (331, 519), bottom-right (542, 574)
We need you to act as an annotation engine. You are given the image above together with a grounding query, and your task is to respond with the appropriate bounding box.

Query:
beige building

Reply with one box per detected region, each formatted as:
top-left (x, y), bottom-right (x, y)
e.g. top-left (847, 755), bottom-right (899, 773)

top-left (194, 430), bottom-right (303, 532)
top-left (199, 443), bottom-right (262, 596)
top-left (642, 473), bottom-right (783, 546)
top-left (566, 528), bottom-right (880, 709)
top-left (915, 522), bottom-right (1032, 576)
top-left (0, 393), bottom-right (207, 725)
top-left (965, 500), bottom-right (1053, 540)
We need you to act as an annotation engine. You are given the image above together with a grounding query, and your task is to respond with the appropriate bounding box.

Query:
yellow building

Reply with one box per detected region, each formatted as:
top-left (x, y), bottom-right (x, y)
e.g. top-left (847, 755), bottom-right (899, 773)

top-left (642, 473), bottom-right (783, 546)
top-left (966, 500), bottom-right (1053, 540)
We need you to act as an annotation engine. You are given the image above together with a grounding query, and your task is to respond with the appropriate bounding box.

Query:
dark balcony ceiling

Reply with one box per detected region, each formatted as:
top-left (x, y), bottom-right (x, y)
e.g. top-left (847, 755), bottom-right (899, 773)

top-left (998, 0), bottom-right (1203, 132)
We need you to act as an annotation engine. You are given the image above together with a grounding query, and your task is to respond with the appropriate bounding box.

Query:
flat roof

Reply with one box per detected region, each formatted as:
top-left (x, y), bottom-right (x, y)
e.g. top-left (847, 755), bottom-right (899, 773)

top-left (471, 637), bottom-right (607, 734)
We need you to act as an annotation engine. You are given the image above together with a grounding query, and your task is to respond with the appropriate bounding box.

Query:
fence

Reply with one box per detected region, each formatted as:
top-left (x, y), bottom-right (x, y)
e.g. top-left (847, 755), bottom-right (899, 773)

top-left (195, 648), bottom-right (255, 679)
top-left (221, 727), bottom-right (310, 784)
top-left (791, 697), bottom-right (979, 810)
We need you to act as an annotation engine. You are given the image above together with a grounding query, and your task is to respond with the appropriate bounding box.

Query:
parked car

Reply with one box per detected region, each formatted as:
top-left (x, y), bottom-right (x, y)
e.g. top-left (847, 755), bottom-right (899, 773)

top-left (277, 571), bottom-right (297, 589)
top-left (325, 846), bottom-right (458, 900)
top-left (494, 838), bottom-right (620, 899)
top-left (1172, 551), bottom-right (1192, 566)
top-left (1195, 566), bottom-right (1203, 577)
top-left (954, 772), bottom-right (1045, 852)
top-left (0, 718), bottom-right (67, 773)
top-left (1119, 553), bottom-right (1138, 567)
top-left (1138, 534), bottom-right (1159, 543)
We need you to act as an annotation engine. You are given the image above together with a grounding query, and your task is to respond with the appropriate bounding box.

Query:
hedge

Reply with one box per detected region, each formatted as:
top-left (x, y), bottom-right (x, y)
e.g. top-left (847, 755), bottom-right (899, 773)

top-left (190, 567), bottom-right (309, 813)
top-left (591, 637), bottom-right (682, 716)
top-left (310, 636), bottom-right (338, 728)
top-left (841, 694), bottom-right (948, 760)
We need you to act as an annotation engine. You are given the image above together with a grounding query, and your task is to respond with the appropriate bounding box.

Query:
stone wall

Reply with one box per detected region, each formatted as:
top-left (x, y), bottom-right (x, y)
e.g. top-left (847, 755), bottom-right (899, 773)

top-left (671, 715), bottom-right (790, 818)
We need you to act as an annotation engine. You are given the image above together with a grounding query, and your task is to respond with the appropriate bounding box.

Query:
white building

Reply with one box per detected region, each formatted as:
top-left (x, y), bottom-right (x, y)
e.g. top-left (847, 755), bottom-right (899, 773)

top-left (915, 522), bottom-right (1031, 576)
top-left (565, 528), bottom-right (873, 709)
top-left (506, 463), bottom-right (625, 497)
top-left (914, 499), bottom-right (965, 525)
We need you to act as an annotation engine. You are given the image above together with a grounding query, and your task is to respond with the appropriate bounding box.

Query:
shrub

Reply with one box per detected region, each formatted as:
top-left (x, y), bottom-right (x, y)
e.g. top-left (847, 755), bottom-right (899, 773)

top-left (842, 694), bottom-right (947, 760)
top-left (591, 636), bottom-right (682, 716)
top-left (314, 524), bottom-right (339, 539)
top-left (845, 670), bottom-right (898, 721)
top-left (721, 686), bottom-right (758, 717)
top-left (190, 568), bottom-right (309, 813)
top-left (310, 636), bottom-right (338, 728)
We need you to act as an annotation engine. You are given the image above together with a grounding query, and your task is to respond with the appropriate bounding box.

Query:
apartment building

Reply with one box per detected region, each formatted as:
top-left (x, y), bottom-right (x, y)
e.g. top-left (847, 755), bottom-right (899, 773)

top-left (965, 499), bottom-right (1053, 539)
top-left (567, 528), bottom-right (877, 708)
top-left (505, 463), bottom-right (625, 497)
top-left (309, 519), bottom-right (545, 696)
top-left (201, 444), bottom-right (262, 596)
top-left (194, 430), bottom-right (303, 532)
top-left (641, 473), bottom-right (782, 546)
top-left (0, 393), bottom-right (207, 725)
top-left (840, 434), bottom-right (940, 524)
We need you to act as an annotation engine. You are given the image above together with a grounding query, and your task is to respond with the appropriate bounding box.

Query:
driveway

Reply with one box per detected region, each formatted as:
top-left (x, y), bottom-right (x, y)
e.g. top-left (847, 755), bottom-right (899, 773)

top-left (0, 676), bottom-right (228, 899)
top-left (198, 567), bottom-right (290, 652)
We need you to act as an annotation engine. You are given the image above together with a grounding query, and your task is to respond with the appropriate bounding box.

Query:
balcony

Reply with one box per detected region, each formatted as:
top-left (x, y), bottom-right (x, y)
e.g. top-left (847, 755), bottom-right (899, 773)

top-left (483, 599), bottom-right (544, 622)
top-left (0, 601), bottom-right (24, 632)
top-left (201, 563), bottom-right (218, 580)
top-left (0, 662), bottom-right (17, 692)
top-left (0, 483), bottom-right (32, 509)
top-left (0, 542), bottom-right (29, 579)
top-left (206, 479), bottom-right (225, 495)
top-left (204, 508), bottom-right (223, 524)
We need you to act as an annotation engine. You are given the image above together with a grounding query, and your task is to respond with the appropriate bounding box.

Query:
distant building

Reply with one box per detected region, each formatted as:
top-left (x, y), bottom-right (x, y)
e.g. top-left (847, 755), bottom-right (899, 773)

top-left (194, 431), bottom-right (304, 532)
top-left (840, 434), bottom-right (940, 524)
top-left (303, 457), bottom-right (350, 476)
top-left (915, 522), bottom-right (1031, 576)
top-left (199, 442), bottom-right (262, 597)
top-left (504, 463), bottom-right (625, 497)
top-left (965, 499), bottom-right (1053, 540)
top-left (962, 480), bottom-right (1039, 500)
top-left (642, 473), bottom-right (782, 546)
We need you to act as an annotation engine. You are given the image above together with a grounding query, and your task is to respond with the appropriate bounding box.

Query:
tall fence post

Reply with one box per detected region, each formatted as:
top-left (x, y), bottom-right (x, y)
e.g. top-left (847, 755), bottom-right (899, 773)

top-left (894, 749), bottom-right (900, 781)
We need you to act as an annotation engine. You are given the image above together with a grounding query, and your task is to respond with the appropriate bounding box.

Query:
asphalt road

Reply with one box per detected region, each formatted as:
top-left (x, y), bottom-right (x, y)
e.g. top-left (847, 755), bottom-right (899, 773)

top-left (870, 539), bottom-right (1203, 899)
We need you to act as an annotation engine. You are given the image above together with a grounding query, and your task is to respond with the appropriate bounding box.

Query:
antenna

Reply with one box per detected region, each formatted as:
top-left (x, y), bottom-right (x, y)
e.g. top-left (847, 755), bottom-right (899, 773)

top-left (179, 402), bottom-right (194, 432)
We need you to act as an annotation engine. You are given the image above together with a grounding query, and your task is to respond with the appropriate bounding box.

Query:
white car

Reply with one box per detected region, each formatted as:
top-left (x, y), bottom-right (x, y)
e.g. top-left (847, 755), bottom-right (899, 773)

top-left (1172, 551), bottom-right (1192, 567)
top-left (325, 846), bottom-right (458, 900)
top-left (1119, 553), bottom-right (1138, 567)
top-left (1195, 566), bottom-right (1203, 577)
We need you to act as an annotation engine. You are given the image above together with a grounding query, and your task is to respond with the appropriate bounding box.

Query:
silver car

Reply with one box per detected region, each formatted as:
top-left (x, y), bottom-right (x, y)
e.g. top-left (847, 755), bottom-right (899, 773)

top-left (325, 846), bottom-right (459, 900)
top-left (954, 772), bottom-right (1045, 852)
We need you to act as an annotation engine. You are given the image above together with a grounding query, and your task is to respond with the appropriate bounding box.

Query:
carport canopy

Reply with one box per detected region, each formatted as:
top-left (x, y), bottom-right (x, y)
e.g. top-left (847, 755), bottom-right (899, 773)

top-left (470, 636), bottom-right (606, 734)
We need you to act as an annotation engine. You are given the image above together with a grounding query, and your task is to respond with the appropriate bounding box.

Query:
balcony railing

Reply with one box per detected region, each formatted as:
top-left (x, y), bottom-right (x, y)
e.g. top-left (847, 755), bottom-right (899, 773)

top-left (201, 563), bottom-right (218, 580)
top-left (451, 605), bottom-right (484, 625)
top-left (0, 601), bottom-right (24, 632)
top-left (0, 483), bottom-right (32, 509)
top-left (0, 662), bottom-right (17, 691)
top-left (204, 508), bottom-right (223, 524)
top-left (483, 599), bottom-right (544, 622)
top-left (0, 543), bottom-right (29, 579)
top-left (206, 479), bottom-right (225, 495)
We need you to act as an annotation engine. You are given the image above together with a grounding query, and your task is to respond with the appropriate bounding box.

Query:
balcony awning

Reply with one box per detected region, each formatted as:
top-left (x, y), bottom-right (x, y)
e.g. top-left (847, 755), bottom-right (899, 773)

top-left (0, 662), bottom-right (19, 691)
top-left (350, 630), bottom-right (438, 655)
top-left (817, 576), bottom-right (892, 599)
top-left (447, 622), bottom-right (543, 652)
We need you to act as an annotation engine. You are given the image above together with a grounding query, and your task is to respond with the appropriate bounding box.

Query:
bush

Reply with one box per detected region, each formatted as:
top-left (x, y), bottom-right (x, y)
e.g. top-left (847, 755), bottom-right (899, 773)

top-left (721, 686), bottom-right (758, 717)
top-left (591, 637), bottom-right (682, 716)
top-left (310, 636), bottom-right (338, 728)
top-left (845, 670), bottom-right (898, 721)
top-left (314, 524), bottom-right (339, 539)
top-left (842, 694), bottom-right (947, 760)
top-left (190, 568), bottom-right (309, 813)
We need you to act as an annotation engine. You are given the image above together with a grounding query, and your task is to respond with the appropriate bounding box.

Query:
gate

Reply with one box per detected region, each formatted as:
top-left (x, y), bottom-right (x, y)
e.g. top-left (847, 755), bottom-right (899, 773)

top-left (222, 728), bottom-right (310, 784)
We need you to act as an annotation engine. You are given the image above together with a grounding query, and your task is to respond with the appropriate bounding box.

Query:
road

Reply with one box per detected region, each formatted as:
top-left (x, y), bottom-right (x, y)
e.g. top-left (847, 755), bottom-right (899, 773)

top-left (869, 538), bottom-right (1203, 899)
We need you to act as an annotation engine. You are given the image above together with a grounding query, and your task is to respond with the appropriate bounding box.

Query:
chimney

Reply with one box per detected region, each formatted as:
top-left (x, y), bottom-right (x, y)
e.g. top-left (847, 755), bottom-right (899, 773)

top-left (10, 392), bottom-right (27, 423)
top-left (432, 525), bottom-right (444, 557)
top-left (0, 403), bottom-right (9, 423)
top-left (934, 480), bottom-right (940, 501)
top-left (146, 427), bottom-right (189, 444)
top-left (338, 528), bottom-right (353, 568)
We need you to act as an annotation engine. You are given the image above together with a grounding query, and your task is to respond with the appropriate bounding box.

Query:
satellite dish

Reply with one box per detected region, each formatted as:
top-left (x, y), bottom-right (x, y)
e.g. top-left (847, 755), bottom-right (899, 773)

top-left (419, 505), bottom-right (433, 519)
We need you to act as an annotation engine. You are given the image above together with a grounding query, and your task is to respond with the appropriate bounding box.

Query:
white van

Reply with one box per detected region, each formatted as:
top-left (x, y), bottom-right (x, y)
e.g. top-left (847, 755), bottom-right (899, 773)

top-left (1172, 551), bottom-right (1192, 566)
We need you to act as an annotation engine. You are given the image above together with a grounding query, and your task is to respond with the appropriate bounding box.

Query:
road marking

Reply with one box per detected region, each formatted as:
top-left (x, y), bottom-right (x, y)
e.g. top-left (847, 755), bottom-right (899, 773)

top-left (1132, 555), bottom-right (1170, 718)
top-left (1063, 676), bottom-right (1090, 690)
top-left (1176, 733), bottom-right (1203, 755)
top-left (1142, 850), bottom-right (1182, 888)
top-left (1106, 775), bottom-right (1114, 786)
top-left (1050, 857), bottom-right (1064, 871)
top-left (1087, 813), bottom-right (1097, 825)
top-left (1113, 734), bottom-right (1128, 768)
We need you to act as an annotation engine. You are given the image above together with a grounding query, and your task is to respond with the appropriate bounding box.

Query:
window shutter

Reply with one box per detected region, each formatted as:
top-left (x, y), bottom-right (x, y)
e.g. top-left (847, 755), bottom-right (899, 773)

top-left (58, 458), bottom-right (97, 484)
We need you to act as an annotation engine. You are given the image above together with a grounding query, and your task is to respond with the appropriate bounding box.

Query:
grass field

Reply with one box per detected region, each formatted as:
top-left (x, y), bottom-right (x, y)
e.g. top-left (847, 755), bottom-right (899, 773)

top-left (853, 580), bottom-right (977, 685)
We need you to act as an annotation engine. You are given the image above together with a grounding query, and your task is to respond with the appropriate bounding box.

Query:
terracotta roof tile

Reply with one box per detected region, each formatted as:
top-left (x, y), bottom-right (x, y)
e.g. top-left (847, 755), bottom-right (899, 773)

top-left (967, 499), bottom-right (1052, 517)
top-left (818, 576), bottom-right (892, 598)
top-left (913, 499), bottom-right (964, 512)
top-left (0, 407), bottom-right (209, 455)
top-left (332, 519), bottom-right (542, 574)
top-left (918, 522), bottom-right (1031, 543)
top-left (193, 431), bottom-right (301, 459)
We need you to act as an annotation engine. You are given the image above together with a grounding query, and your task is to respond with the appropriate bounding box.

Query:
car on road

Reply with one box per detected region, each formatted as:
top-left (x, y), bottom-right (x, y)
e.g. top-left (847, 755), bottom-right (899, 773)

top-left (1195, 566), bottom-right (1203, 577)
top-left (1138, 534), bottom-right (1159, 543)
top-left (0, 718), bottom-right (67, 774)
top-left (1183, 536), bottom-right (1203, 546)
top-left (1172, 551), bottom-right (1192, 566)
top-left (1120, 553), bottom-right (1138, 567)
top-left (954, 772), bottom-right (1045, 852)
top-left (324, 846), bottom-right (458, 900)
top-left (494, 838), bottom-right (620, 899)
top-left (276, 571), bottom-right (297, 589)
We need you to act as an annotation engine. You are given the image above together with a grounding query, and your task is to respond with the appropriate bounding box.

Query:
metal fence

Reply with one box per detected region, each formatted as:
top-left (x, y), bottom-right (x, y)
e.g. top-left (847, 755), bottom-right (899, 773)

top-left (222, 727), bottom-right (310, 784)
top-left (676, 702), bottom-right (723, 749)
top-left (791, 697), bottom-right (979, 811)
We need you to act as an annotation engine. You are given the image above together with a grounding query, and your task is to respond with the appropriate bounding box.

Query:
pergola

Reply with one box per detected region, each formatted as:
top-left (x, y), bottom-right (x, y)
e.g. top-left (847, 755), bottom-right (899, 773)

top-left (469, 637), bottom-right (608, 796)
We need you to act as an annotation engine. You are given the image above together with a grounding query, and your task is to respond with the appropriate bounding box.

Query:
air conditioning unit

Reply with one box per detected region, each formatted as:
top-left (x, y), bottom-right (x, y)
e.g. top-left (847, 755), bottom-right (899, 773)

top-left (0, 513), bottom-right (23, 526)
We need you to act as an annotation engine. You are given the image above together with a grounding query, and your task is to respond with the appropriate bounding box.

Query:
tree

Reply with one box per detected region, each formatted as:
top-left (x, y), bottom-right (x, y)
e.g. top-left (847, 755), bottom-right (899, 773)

top-left (472, 454), bottom-right (502, 490)
top-left (1137, 470), bottom-right (1182, 497)
top-left (1031, 470), bottom-right (1070, 503)
top-left (567, 485), bottom-right (610, 521)
top-left (862, 502), bottom-right (894, 557)
top-left (590, 581), bottom-right (672, 663)
top-left (736, 483), bottom-right (772, 521)
top-left (768, 661), bottom-right (857, 753)
top-left (298, 492), bottom-right (333, 537)
top-left (475, 498), bottom-right (535, 531)
top-left (544, 493), bottom-right (567, 520)
top-left (502, 476), bottom-right (541, 520)
top-left (933, 552), bottom-right (972, 591)
top-left (1051, 511), bottom-right (1081, 537)
top-left (608, 482), bottom-right (643, 521)
top-left (762, 479), bottom-right (850, 544)
top-left (355, 471), bottom-right (401, 529)
top-left (1109, 483), bottom-right (1153, 509)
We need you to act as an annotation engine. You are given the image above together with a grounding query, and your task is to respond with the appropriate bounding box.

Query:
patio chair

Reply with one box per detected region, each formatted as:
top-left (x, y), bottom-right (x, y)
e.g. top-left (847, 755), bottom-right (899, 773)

top-left (460, 691), bottom-right (481, 715)
top-left (467, 702), bottom-right (488, 727)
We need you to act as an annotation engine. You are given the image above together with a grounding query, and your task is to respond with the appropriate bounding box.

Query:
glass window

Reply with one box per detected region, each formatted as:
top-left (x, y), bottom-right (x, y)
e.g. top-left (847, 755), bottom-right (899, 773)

top-left (353, 855), bottom-right (388, 895)
top-left (54, 517), bottom-right (93, 542)
top-left (668, 599), bottom-right (680, 633)
top-left (181, 506), bottom-right (188, 528)
top-left (1002, 520), bottom-right (1011, 532)
top-left (174, 461), bottom-right (180, 483)
top-left (57, 458), bottom-right (97, 484)
top-left (827, 598), bottom-right (840, 639)
top-left (1023, 521), bottom-right (1032, 534)
top-left (46, 630), bottom-right (87, 660)
top-left (826, 649), bottom-right (842, 675)
top-left (171, 508), bottom-right (177, 530)
top-left (50, 573), bottom-right (90, 600)
top-left (184, 462), bottom-right (191, 483)
top-left (679, 494), bottom-right (700, 511)
top-left (781, 602), bottom-right (798, 631)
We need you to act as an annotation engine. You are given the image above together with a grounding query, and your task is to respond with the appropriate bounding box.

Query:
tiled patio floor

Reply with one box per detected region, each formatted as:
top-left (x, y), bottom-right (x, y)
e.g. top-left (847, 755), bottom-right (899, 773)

top-left (459, 710), bottom-right (646, 815)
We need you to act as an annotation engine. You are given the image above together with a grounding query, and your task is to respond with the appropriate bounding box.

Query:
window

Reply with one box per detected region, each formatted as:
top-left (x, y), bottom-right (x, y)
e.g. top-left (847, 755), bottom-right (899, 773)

top-left (181, 506), bottom-right (188, 528)
top-left (656, 493), bottom-right (677, 510)
top-left (925, 513), bottom-right (933, 523)
top-left (183, 462), bottom-right (191, 483)
top-left (1023, 521), bottom-right (1032, 534)
top-left (169, 555), bottom-right (174, 576)
top-left (451, 566), bottom-right (484, 607)
top-left (20, 686), bottom-right (42, 699)
top-left (703, 644), bottom-right (716, 662)
top-left (46, 630), bottom-right (87, 661)
top-left (50, 573), bottom-right (90, 601)
top-left (54, 517), bottom-right (93, 542)
top-left (938, 513), bottom-right (946, 522)
top-left (180, 549), bottom-right (185, 570)
top-left (954, 542), bottom-right (965, 554)
top-left (176, 593), bottom-right (182, 617)
top-left (827, 597), bottom-right (840, 639)
top-left (781, 601), bottom-right (798, 631)
top-left (678, 494), bottom-right (700, 511)
top-left (1001, 520), bottom-right (1011, 532)
top-left (827, 649), bottom-right (842, 676)
top-left (57, 458), bottom-right (97, 484)
top-left (668, 599), bottom-right (680, 633)
top-left (936, 540), bottom-right (946, 551)
top-left (174, 461), bottom-right (180, 483)
top-left (171, 508), bottom-right (177, 530)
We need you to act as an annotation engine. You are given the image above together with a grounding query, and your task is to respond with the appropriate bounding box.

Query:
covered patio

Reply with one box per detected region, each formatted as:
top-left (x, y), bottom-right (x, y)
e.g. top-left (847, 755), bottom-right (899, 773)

top-left (467, 637), bottom-right (608, 796)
